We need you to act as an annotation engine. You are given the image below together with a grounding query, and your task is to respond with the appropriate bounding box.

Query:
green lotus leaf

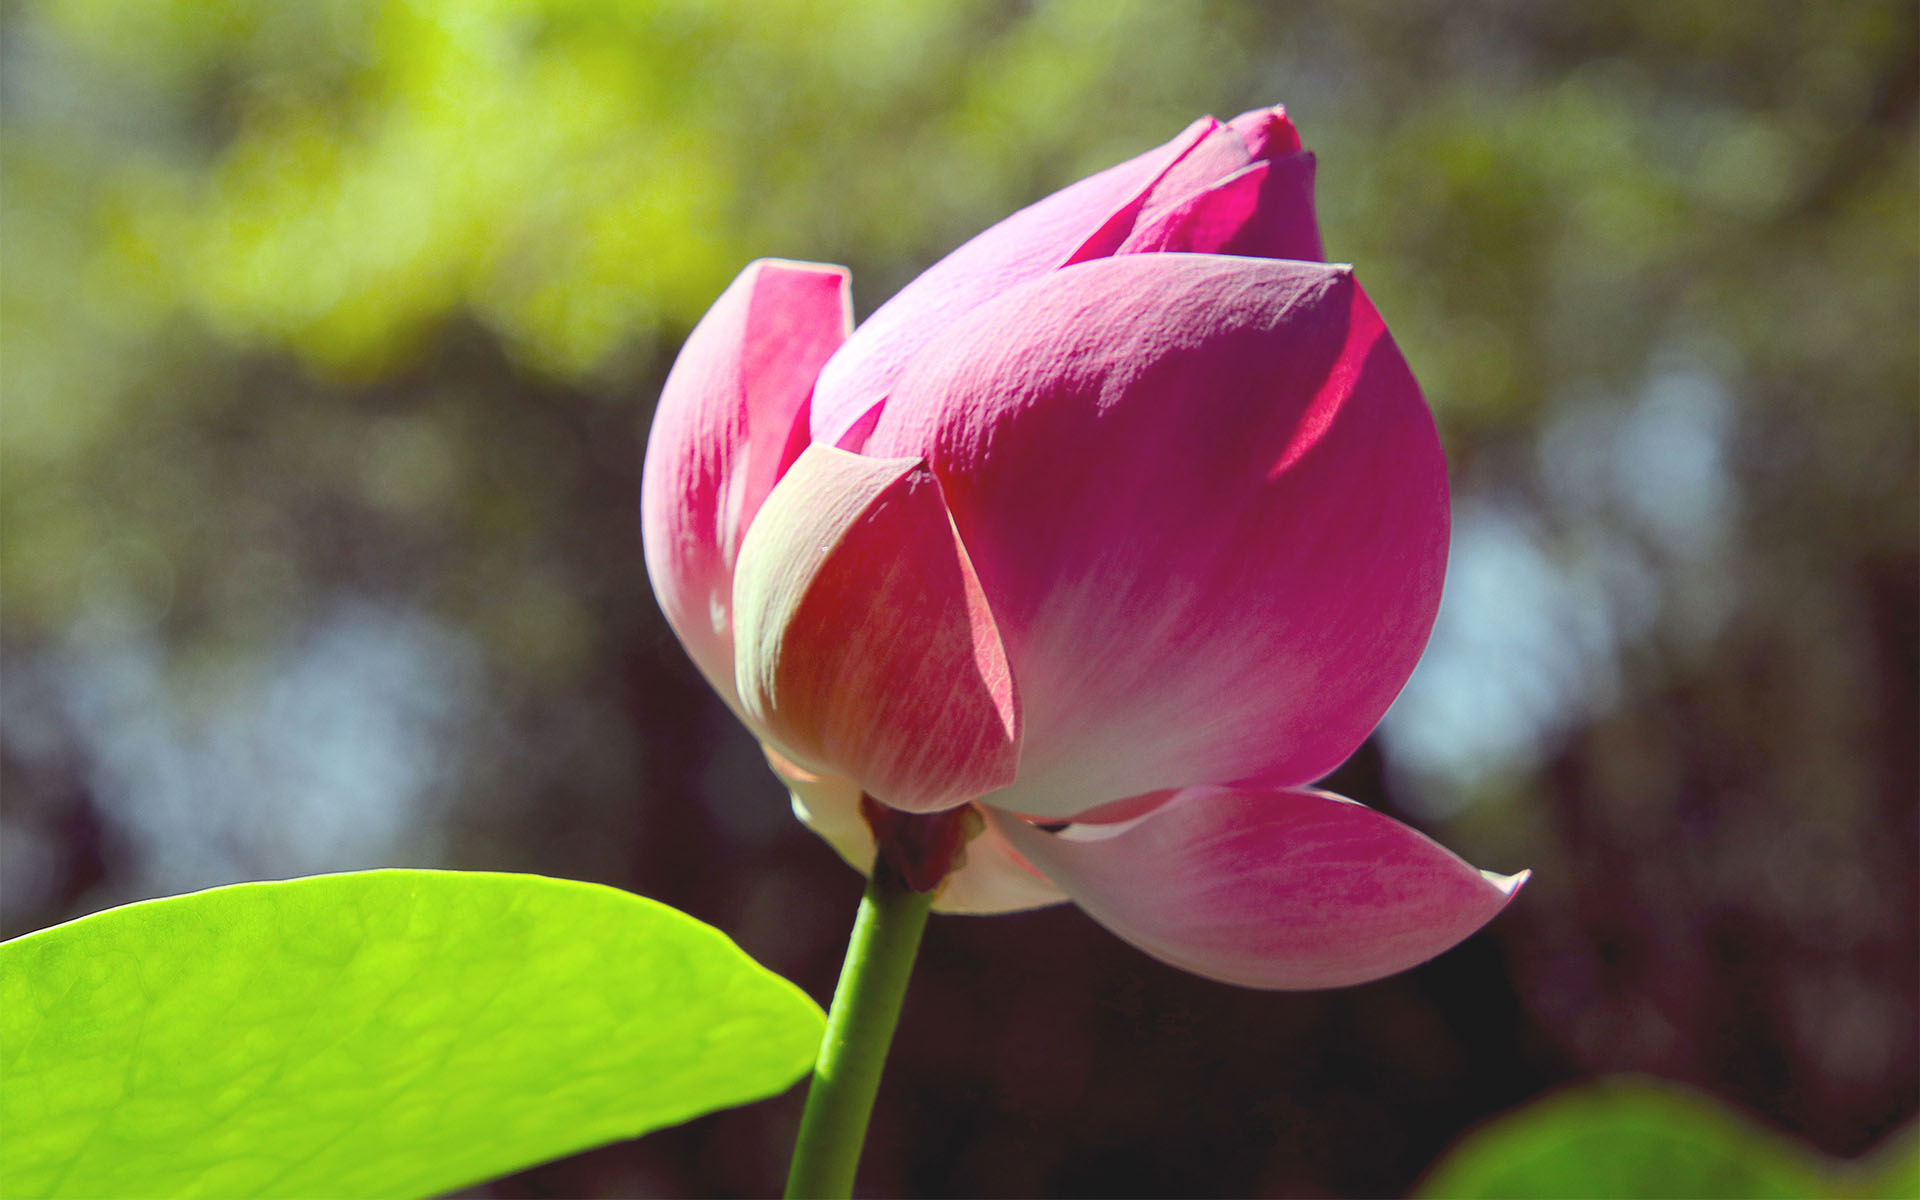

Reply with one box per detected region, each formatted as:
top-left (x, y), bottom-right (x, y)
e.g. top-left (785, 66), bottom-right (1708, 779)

top-left (1, 870), bottom-right (823, 1198)
top-left (1417, 1077), bottom-right (1831, 1199)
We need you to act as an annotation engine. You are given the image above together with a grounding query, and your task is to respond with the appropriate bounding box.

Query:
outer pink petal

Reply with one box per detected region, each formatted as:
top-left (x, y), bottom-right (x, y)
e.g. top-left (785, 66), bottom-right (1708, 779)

top-left (641, 259), bottom-right (851, 708)
top-left (767, 746), bottom-right (1068, 915)
top-left (867, 253), bottom-right (1449, 818)
top-left (732, 445), bottom-right (1020, 813)
top-left (989, 786), bottom-right (1528, 990)
top-left (810, 117), bottom-right (1252, 449)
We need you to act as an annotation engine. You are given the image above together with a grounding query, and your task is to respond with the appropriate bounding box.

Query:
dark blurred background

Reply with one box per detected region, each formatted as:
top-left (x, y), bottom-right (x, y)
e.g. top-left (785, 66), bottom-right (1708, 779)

top-left (2, 0), bottom-right (1914, 1196)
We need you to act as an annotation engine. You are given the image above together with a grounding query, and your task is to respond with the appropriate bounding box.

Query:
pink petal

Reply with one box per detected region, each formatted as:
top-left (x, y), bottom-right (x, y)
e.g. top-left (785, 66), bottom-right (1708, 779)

top-left (1107, 162), bottom-right (1270, 256)
top-left (641, 260), bottom-right (851, 707)
top-left (732, 445), bottom-right (1020, 813)
top-left (934, 822), bottom-right (1070, 914)
top-left (867, 253), bottom-right (1448, 818)
top-left (767, 745), bottom-right (874, 875)
top-left (1226, 150), bottom-right (1323, 262)
top-left (768, 746), bottom-right (1068, 915)
top-left (811, 117), bottom-right (1252, 449)
top-left (1067, 118), bottom-right (1255, 264)
top-left (1227, 106), bottom-right (1303, 158)
top-left (989, 786), bottom-right (1528, 989)
top-left (1101, 104), bottom-right (1321, 264)
top-left (1220, 105), bottom-right (1324, 261)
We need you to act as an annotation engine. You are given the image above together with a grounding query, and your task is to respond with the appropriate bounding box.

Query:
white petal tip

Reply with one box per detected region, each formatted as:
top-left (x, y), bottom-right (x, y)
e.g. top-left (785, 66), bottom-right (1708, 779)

top-left (1483, 867), bottom-right (1532, 897)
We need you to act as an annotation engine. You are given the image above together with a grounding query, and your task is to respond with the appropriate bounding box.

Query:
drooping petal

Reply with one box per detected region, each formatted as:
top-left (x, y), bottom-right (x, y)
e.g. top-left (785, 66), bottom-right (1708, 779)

top-left (867, 253), bottom-right (1448, 818)
top-left (732, 445), bottom-right (1020, 813)
top-left (769, 745), bottom-right (1068, 915)
top-left (811, 117), bottom-right (1257, 449)
top-left (989, 786), bottom-right (1527, 990)
top-left (641, 260), bottom-right (851, 707)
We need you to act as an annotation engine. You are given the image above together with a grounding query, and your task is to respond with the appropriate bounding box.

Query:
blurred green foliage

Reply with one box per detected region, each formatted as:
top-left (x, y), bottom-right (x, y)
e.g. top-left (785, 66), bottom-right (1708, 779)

top-left (5, 0), bottom-right (1911, 643)
top-left (1418, 1078), bottom-right (1919, 1199)
top-left (2, 0), bottom-right (1273, 641)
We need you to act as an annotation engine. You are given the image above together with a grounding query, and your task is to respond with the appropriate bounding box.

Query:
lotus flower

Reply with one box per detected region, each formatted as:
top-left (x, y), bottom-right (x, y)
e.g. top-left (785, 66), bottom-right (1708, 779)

top-left (641, 106), bottom-right (1526, 989)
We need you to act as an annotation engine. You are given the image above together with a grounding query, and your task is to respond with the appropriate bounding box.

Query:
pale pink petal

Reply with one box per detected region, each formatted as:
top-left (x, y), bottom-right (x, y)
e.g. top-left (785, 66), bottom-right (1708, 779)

top-left (811, 117), bottom-right (1252, 449)
top-left (989, 786), bottom-right (1528, 990)
top-left (732, 445), bottom-right (1020, 813)
top-left (867, 253), bottom-right (1448, 818)
top-left (767, 745), bottom-right (874, 876)
top-left (1056, 789), bottom-right (1178, 827)
top-left (934, 823), bottom-right (1070, 915)
top-left (641, 260), bottom-right (850, 707)
top-left (769, 746), bottom-right (1068, 915)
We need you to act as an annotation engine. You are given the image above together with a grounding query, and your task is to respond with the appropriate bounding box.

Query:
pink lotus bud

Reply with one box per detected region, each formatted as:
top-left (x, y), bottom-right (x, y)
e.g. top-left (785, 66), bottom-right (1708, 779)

top-left (641, 107), bottom-right (1526, 990)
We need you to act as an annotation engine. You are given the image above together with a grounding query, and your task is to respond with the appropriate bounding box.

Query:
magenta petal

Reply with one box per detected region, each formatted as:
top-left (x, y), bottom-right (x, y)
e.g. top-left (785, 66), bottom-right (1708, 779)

top-left (732, 445), bottom-right (1021, 812)
top-left (1225, 146), bottom-right (1323, 261)
top-left (1068, 118), bottom-right (1254, 263)
top-left (1227, 105), bottom-right (1304, 158)
top-left (811, 117), bottom-right (1248, 449)
top-left (1219, 105), bottom-right (1322, 260)
top-left (989, 786), bottom-right (1527, 989)
top-left (641, 259), bottom-right (851, 706)
top-left (1112, 161), bottom-right (1268, 255)
top-left (868, 253), bottom-right (1448, 818)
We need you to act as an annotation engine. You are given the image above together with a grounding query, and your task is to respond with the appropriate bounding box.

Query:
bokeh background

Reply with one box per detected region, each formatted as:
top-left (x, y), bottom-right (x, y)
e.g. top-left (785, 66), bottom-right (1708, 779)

top-left (3, 0), bottom-right (1915, 1195)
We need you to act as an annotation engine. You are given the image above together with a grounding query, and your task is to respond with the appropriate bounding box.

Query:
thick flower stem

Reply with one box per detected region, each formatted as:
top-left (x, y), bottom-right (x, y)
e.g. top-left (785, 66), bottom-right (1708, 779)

top-left (784, 867), bottom-right (935, 1199)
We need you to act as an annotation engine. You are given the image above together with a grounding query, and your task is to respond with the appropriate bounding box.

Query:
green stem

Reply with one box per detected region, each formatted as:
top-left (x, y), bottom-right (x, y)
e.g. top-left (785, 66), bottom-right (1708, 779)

top-left (784, 868), bottom-right (935, 1199)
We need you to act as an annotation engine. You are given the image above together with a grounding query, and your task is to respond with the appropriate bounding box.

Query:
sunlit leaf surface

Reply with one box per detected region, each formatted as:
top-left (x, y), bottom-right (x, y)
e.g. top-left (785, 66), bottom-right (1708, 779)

top-left (0, 870), bottom-right (824, 1198)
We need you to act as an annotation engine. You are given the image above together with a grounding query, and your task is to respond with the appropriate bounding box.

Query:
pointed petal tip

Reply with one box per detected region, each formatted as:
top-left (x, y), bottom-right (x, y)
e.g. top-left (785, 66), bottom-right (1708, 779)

top-left (1484, 867), bottom-right (1532, 897)
top-left (1227, 105), bottom-right (1305, 157)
